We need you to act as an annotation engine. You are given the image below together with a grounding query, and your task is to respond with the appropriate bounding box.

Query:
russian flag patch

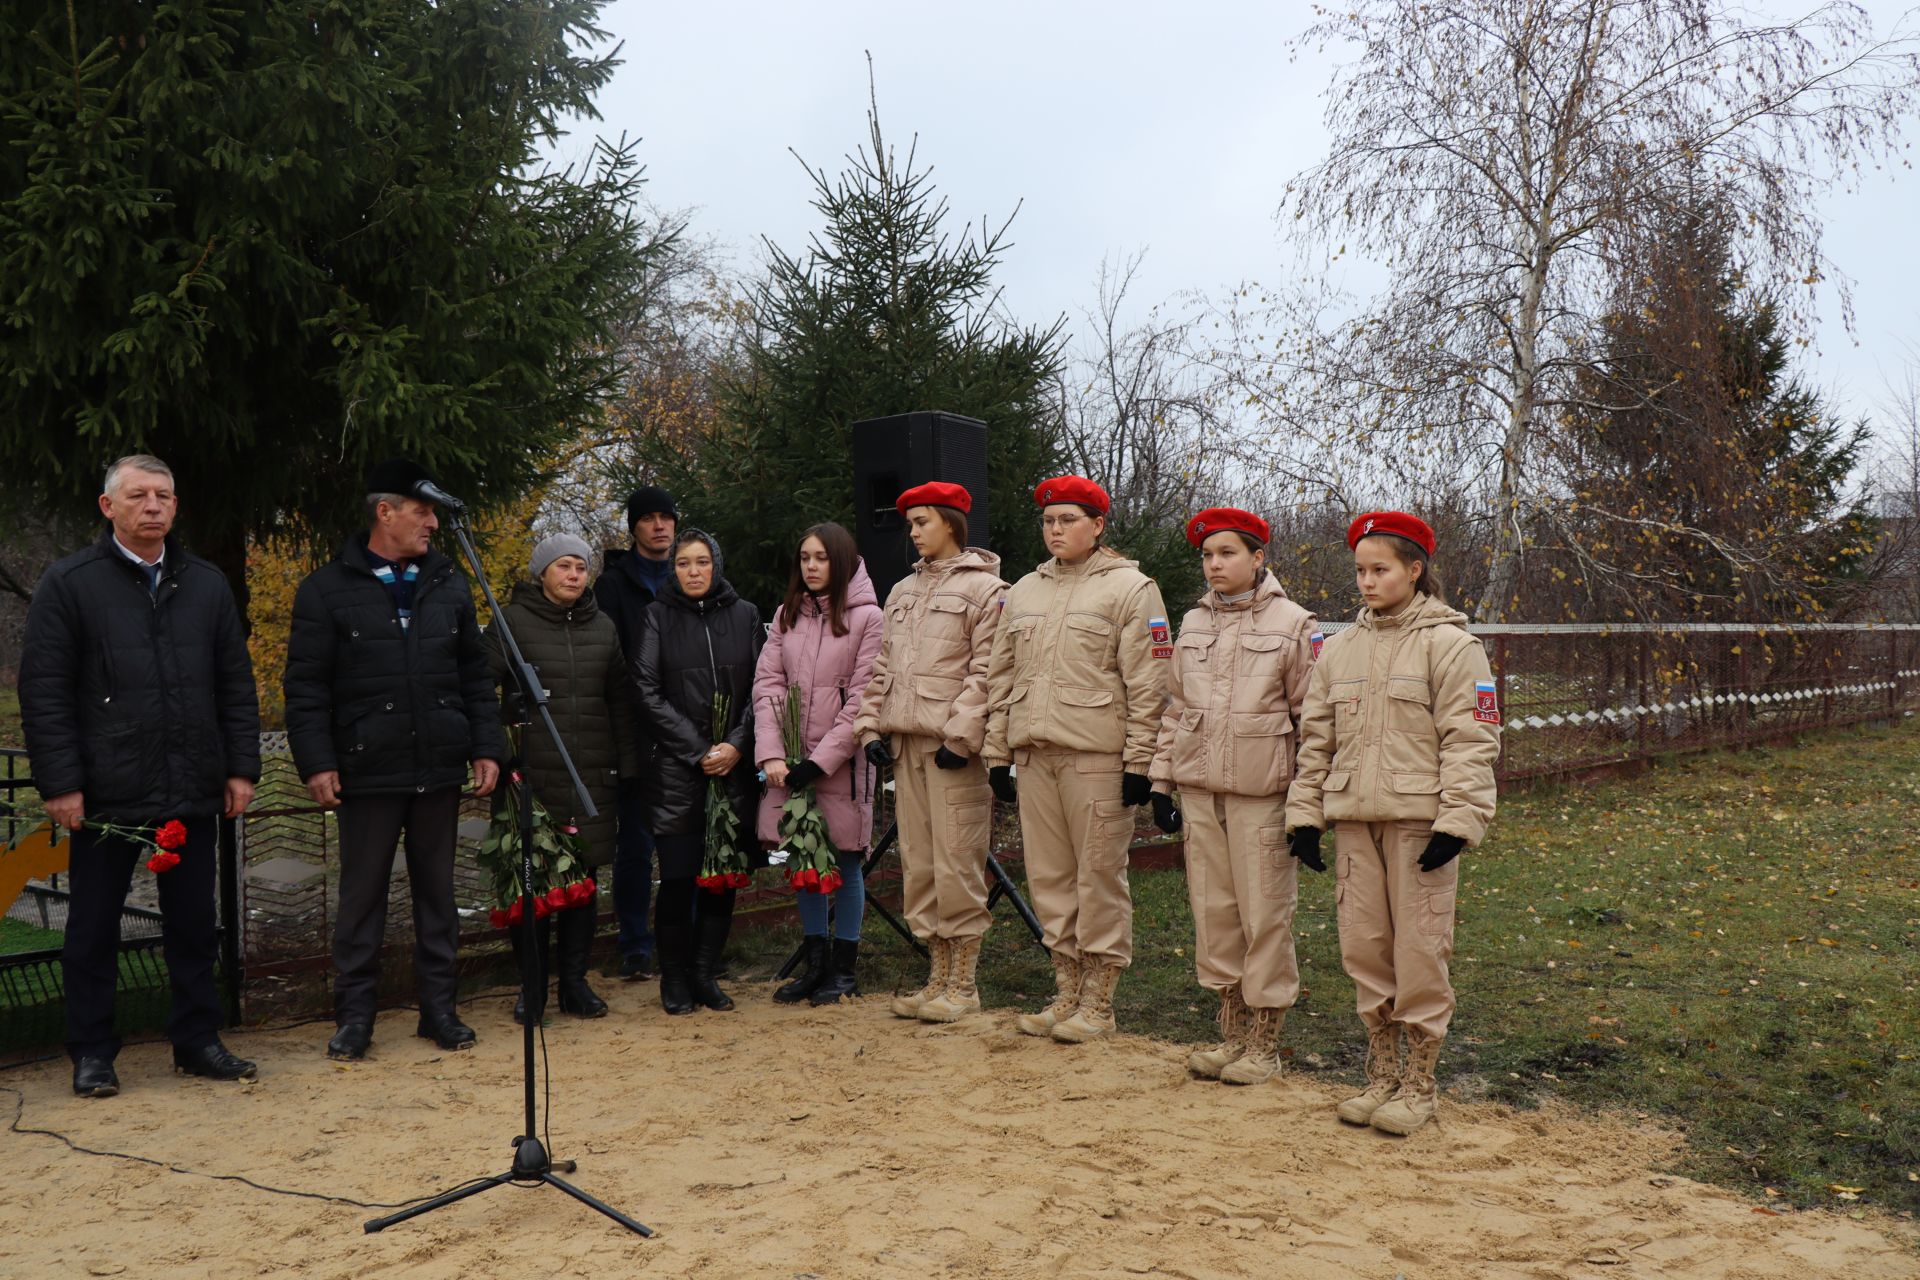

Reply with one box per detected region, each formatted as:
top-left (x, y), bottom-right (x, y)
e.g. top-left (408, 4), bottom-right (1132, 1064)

top-left (1310, 631), bottom-right (1325, 660)
top-left (1148, 616), bottom-right (1170, 646)
top-left (1474, 679), bottom-right (1501, 724)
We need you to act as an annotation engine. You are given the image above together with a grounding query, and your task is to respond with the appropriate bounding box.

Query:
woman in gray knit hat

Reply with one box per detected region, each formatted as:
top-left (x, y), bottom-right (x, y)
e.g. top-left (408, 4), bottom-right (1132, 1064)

top-left (485, 533), bottom-right (643, 1023)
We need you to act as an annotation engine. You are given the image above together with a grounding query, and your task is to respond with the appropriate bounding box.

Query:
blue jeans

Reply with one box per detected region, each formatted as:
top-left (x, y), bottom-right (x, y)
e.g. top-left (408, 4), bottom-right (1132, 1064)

top-left (795, 850), bottom-right (866, 942)
top-left (613, 787), bottom-right (656, 959)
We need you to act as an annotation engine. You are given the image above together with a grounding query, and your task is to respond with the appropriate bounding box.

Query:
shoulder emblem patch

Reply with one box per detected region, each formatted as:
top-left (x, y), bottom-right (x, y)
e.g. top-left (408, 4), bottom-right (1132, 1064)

top-left (1310, 630), bottom-right (1325, 660)
top-left (1148, 616), bottom-right (1170, 646)
top-left (1474, 679), bottom-right (1501, 725)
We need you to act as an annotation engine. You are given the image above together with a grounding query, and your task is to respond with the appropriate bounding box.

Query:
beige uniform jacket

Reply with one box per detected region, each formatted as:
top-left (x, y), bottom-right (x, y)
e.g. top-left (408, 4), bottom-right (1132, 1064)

top-left (852, 548), bottom-right (1007, 757)
top-left (1150, 573), bottom-right (1317, 799)
top-left (983, 548), bottom-right (1170, 771)
top-left (1284, 592), bottom-right (1500, 845)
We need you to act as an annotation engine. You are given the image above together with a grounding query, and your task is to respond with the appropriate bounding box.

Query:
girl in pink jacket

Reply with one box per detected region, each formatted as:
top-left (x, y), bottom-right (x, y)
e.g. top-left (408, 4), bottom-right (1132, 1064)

top-left (753, 522), bottom-right (884, 1004)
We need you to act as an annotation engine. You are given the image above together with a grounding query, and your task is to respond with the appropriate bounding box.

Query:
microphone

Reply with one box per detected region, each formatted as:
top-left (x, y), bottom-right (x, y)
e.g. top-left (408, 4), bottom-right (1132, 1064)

top-left (410, 478), bottom-right (467, 512)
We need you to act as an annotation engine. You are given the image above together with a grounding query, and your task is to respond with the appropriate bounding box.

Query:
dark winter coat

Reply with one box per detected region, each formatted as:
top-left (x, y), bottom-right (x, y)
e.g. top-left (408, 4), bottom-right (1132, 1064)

top-left (19, 530), bottom-right (261, 823)
top-left (283, 535), bottom-right (507, 797)
top-left (484, 581), bottom-right (642, 868)
top-left (629, 563), bottom-right (764, 843)
top-left (595, 546), bottom-right (673, 662)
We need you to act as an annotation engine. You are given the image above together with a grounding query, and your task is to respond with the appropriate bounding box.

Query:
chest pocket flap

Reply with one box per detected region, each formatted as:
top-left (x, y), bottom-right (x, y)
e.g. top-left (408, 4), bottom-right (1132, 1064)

top-left (1240, 632), bottom-right (1287, 653)
top-left (929, 595), bottom-right (969, 616)
top-left (1066, 613), bottom-right (1114, 636)
top-left (1388, 676), bottom-right (1431, 706)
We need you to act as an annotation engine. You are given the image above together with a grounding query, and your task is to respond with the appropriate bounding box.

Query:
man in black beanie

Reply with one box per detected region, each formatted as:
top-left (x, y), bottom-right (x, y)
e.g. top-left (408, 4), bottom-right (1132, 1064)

top-left (283, 459), bottom-right (507, 1060)
top-left (596, 485), bottom-right (676, 979)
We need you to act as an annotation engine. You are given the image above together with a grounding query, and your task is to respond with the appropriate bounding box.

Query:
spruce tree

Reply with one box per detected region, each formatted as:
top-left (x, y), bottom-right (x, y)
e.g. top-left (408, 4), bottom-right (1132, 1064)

top-left (625, 102), bottom-right (1065, 611)
top-left (0, 1), bottom-right (658, 619)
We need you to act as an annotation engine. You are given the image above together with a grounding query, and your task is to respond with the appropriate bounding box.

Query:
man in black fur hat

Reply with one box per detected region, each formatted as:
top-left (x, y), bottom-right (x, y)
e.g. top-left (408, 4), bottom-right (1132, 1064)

top-left (283, 460), bottom-right (507, 1061)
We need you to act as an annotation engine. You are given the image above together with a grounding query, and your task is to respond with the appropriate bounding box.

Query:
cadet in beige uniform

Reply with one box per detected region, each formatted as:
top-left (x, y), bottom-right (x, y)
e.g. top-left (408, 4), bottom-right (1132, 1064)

top-left (984, 475), bottom-right (1169, 1043)
top-left (1285, 511), bottom-right (1500, 1135)
top-left (853, 482), bottom-right (1007, 1023)
top-left (1151, 508), bottom-right (1317, 1085)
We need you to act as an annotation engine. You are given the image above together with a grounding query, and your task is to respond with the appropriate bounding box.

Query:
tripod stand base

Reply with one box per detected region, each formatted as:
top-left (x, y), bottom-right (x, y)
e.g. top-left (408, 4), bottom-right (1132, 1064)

top-left (364, 1137), bottom-right (654, 1237)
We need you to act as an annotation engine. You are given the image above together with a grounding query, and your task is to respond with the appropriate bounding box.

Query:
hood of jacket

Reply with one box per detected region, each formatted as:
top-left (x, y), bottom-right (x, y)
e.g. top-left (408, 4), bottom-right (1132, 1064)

top-left (1036, 545), bottom-right (1138, 580)
top-left (658, 529), bottom-right (741, 614)
top-left (798, 559), bottom-right (880, 619)
top-left (1193, 566), bottom-right (1291, 615)
top-left (1354, 589), bottom-right (1470, 632)
top-left (508, 578), bottom-right (601, 625)
top-left (916, 546), bottom-right (1003, 579)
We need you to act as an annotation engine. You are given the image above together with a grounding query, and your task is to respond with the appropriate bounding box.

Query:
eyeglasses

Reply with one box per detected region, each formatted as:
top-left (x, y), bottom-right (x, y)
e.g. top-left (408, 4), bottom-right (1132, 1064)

top-left (1039, 514), bottom-right (1086, 532)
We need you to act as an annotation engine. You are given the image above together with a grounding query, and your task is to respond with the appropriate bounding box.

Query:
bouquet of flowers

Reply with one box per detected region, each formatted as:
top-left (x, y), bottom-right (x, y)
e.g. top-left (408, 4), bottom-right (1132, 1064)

top-left (697, 691), bottom-right (752, 892)
top-left (776, 683), bottom-right (841, 894)
top-left (478, 750), bottom-right (596, 929)
top-left (84, 818), bottom-right (189, 872)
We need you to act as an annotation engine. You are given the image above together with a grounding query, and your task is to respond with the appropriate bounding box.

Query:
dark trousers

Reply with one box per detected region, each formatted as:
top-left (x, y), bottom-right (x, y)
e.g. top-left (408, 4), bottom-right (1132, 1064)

top-left (333, 789), bottom-right (460, 1025)
top-left (63, 817), bottom-right (222, 1062)
top-left (612, 785), bottom-right (656, 960)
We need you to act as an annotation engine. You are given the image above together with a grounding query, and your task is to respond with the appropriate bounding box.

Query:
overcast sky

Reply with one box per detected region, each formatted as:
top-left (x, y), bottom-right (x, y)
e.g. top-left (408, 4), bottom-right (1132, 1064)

top-left (577, 1), bottom-right (1920, 433)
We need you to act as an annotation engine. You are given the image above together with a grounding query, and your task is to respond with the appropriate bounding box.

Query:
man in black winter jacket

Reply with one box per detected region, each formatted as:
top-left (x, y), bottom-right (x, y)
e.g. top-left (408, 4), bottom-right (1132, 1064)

top-left (20, 454), bottom-right (262, 1097)
top-left (283, 459), bottom-right (506, 1061)
top-left (595, 485), bottom-right (676, 979)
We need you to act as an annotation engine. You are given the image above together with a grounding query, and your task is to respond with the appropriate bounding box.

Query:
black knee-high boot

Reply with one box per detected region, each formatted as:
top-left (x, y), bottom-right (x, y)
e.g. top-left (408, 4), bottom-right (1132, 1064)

top-left (556, 886), bottom-right (608, 1017)
top-left (689, 892), bottom-right (736, 1012)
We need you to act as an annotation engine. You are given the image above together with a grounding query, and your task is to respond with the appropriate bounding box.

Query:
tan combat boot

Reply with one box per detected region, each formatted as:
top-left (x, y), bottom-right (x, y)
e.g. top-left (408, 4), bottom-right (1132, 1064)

top-left (1050, 961), bottom-right (1121, 1043)
top-left (1016, 951), bottom-right (1082, 1037)
top-left (1187, 986), bottom-right (1249, 1079)
top-left (918, 936), bottom-right (983, 1023)
top-left (1369, 1028), bottom-right (1442, 1136)
top-left (1335, 1023), bottom-right (1403, 1125)
top-left (1219, 1006), bottom-right (1285, 1085)
top-left (892, 937), bottom-right (951, 1019)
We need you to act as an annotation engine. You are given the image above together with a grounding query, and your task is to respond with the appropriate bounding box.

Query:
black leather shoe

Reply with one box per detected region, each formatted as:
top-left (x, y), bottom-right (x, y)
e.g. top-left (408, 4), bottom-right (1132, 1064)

top-left (327, 1022), bottom-right (372, 1060)
top-left (416, 1012), bottom-right (477, 1050)
top-left (619, 952), bottom-right (657, 981)
top-left (174, 1041), bottom-right (257, 1081)
top-left (72, 1057), bottom-right (119, 1098)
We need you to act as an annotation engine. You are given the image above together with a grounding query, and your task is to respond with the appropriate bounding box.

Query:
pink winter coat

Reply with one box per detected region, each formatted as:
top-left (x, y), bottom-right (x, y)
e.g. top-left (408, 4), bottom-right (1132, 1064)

top-left (753, 561), bottom-right (885, 852)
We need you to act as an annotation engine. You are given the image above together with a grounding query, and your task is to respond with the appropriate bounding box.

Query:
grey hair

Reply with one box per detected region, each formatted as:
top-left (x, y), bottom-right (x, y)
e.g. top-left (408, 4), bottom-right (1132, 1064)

top-left (103, 454), bottom-right (174, 497)
top-left (365, 492), bottom-right (411, 524)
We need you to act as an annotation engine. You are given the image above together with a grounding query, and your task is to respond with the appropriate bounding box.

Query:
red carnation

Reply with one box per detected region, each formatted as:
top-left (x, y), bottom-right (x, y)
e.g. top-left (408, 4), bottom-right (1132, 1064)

top-left (145, 850), bottom-right (181, 874)
top-left (507, 899), bottom-right (525, 925)
top-left (821, 872), bottom-right (842, 894)
top-left (534, 896), bottom-right (552, 919)
top-left (543, 885), bottom-right (568, 910)
top-left (730, 872), bottom-right (751, 888)
top-left (489, 908), bottom-right (510, 930)
top-left (580, 877), bottom-right (597, 896)
top-left (565, 880), bottom-right (593, 907)
top-left (154, 820), bottom-right (188, 851)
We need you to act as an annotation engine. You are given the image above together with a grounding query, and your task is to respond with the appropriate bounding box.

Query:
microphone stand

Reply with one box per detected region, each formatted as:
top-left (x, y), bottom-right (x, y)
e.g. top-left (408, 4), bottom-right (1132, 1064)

top-left (365, 500), bottom-right (651, 1238)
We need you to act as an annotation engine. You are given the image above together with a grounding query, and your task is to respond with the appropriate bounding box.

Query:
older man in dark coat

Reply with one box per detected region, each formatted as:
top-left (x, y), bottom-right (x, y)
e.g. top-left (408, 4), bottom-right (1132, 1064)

top-left (19, 454), bottom-right (262, 1097)
top-left (283, 459), bottom-right (506, 1061)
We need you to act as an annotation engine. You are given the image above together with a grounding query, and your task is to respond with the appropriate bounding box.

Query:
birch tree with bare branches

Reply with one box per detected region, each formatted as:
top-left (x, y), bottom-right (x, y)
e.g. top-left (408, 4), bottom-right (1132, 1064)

top-left (1272, 0), bottom-right (1920, 619)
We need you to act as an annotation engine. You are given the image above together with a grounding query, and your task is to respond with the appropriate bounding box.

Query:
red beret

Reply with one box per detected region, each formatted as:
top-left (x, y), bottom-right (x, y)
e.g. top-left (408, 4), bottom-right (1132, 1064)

top-left (895, 481), bottom-right (973, 516)
top-left (1033, 474), bottom-right (1110, 515)
top-left (1348, 510), bottom-right (1436, 557)
top-left (1186, 507), bottom-right (1270, 548)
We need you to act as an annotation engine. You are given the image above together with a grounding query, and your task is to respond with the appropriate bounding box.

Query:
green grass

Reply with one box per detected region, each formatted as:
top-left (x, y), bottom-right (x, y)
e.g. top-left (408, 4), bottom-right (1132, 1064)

top-left (0, 916), bottom-right (63, 953)
top-left (731, 717), bottom-right (1920, 1218)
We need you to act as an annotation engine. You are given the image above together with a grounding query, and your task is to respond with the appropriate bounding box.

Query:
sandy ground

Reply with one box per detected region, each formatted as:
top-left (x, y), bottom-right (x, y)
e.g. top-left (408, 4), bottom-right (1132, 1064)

top-left (1, 981), bottom-right (1913, 1280)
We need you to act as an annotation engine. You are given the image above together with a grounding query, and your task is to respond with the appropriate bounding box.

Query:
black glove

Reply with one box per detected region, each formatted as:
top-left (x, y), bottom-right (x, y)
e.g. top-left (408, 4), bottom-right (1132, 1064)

top-left (989, 766), bottom-right (1017, 805)
top-left (1150, 792), bottom-right (1182, 834)
top-left (784, 759), bottom-right (824, 790)
top-left (1289, 826), bottom-right (1326, 873)
top-left (933, 745), bottom-right (968, 770)
top-left (864, 739), bottom-right (894, 769)
top-left (1121, 771), bottom-right (1152, 807)
top-left (1418, 832), bottom-right (1466, 872)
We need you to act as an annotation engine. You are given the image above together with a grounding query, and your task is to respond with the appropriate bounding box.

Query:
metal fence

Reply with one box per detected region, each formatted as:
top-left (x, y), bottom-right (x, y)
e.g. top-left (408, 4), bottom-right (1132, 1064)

top-left (4, 622), bottom-right (1916, 1048)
